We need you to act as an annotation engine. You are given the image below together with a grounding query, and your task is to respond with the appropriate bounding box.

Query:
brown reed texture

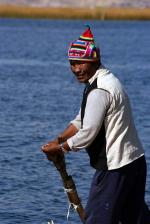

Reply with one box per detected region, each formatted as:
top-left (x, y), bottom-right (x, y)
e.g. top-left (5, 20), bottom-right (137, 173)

top-left (0, 4), bottom-right (150, 20)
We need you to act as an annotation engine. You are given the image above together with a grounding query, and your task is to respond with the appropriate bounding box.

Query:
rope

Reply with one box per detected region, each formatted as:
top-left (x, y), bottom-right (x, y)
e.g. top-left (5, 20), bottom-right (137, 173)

top-left (67, 202), bottom-right (81, 223)
top-left (47, 221), bottom-right (54, 224)
top-left (47, 187), bottom-right (81, 224)
top-left (63, 187), bottom-right (75, 193)
top-left (63, 187), bottom-right (81, 223)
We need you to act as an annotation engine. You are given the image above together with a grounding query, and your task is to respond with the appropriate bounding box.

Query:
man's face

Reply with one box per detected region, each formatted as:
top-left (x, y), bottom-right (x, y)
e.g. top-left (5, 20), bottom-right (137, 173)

top-left (70, 60), bottom-right (96, 83)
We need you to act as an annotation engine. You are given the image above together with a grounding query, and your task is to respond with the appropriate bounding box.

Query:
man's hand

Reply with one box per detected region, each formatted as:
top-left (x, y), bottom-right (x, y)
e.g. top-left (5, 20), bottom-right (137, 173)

top-left (42, 141), bottom-right (61, 155)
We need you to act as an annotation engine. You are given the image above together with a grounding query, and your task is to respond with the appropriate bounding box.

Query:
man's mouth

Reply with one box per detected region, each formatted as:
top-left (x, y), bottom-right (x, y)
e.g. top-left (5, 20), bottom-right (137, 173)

top-left (76, 73), bottom-right (84, 78)
top-left (77, 75), bottom-right (84, 80)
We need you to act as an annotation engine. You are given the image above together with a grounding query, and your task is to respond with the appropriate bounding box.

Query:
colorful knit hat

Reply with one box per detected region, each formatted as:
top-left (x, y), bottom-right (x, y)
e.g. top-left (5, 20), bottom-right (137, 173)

top-left (68, 26), bottom-right (100, 62)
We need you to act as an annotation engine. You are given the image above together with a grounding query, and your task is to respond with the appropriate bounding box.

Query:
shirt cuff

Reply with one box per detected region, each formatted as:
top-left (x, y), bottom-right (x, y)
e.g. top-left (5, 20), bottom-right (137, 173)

top-left (70, 121), bottom-right (81, 130)
top-left (67, 138), bottom-right (78, 151)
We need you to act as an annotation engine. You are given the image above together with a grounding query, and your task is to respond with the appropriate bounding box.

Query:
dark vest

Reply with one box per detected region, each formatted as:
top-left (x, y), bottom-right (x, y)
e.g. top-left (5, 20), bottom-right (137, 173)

top-left (81, 79), bottom-right (108, 170)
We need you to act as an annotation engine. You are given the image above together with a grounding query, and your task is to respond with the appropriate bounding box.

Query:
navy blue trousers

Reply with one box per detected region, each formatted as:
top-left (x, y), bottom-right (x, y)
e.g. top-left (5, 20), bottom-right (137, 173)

top-left (84, 156), bottom-right (150, 224)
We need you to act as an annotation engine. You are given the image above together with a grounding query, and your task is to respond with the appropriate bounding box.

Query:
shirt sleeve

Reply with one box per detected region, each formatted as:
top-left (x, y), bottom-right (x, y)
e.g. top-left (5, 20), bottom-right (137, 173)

top-left (70, 109), bottom-right (81, 130)
top-left (67, 88), bottom-right (111, 151)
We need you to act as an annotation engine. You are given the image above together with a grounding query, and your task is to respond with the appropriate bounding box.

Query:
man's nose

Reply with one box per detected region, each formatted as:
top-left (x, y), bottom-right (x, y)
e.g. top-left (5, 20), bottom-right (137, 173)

top-left (74, 64), bottom-right (80, 73)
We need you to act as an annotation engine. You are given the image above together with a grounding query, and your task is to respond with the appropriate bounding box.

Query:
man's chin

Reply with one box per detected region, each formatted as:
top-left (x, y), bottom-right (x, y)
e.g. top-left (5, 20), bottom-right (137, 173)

top-left (78, 80), bottom-right (87, 84)
top-left (77, 78), bottom-right (87, 83)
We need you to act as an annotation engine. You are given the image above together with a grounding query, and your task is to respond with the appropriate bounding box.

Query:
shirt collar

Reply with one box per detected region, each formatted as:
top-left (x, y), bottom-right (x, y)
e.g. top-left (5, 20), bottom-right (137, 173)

top-left (88, 65), bottom-right (105, 85)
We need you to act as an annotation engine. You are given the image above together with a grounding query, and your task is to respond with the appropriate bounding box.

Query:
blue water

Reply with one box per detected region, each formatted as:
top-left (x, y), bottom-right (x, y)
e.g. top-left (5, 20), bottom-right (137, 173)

top-left (0, 19), bottom-right (149, 224)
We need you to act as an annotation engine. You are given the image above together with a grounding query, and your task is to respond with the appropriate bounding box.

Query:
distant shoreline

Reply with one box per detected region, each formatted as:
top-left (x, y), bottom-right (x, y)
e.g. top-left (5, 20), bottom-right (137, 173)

top-left (0, 4), bottom-right (150, 20)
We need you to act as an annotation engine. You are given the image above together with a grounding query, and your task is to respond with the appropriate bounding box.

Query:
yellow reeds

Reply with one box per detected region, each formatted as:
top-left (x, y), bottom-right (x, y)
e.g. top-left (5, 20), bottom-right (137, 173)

top-left (0, 4), bottom-right (150, 20)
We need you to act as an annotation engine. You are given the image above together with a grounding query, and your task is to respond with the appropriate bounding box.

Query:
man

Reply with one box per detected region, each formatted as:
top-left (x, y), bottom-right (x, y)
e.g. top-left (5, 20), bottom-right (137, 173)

top-left (42, 26), bottom-right (150, 223)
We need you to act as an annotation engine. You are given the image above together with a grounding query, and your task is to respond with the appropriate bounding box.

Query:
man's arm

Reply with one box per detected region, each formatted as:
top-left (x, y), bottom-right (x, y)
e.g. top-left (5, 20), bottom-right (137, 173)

top-left (57, 124), bottom-right (79, 143)
top-left (42, 89), bottom-right (111, 154)
top-left (41, 123), bottom-right (78, 155)
top-left (67, 89), bottom-right (111, 151)
top-left (57, 110), bottom-right (81, 143)
top-left (42, 111), bottom-right (81, 155)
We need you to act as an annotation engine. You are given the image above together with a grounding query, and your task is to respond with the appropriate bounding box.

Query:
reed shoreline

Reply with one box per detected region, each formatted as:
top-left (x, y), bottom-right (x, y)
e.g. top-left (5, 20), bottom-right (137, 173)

top-left (0, 4), bottom-right (150, 20)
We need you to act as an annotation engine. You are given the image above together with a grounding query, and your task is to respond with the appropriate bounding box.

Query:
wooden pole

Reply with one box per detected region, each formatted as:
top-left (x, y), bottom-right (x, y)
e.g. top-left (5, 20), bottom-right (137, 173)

top-left (47, 153), bottom-right (85, 223)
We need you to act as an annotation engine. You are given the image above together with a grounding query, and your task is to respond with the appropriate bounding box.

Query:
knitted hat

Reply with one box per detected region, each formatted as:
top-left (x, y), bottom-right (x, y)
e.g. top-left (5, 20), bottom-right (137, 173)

top-left (68, 26), bottom-right (100, 62)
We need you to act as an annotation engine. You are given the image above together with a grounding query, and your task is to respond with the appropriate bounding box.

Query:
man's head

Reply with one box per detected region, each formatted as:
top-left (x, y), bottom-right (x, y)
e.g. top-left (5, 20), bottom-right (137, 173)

top-left (70, 60), bottom-right (100, 83)
top-left (68, 26), bottom-right (101, 83)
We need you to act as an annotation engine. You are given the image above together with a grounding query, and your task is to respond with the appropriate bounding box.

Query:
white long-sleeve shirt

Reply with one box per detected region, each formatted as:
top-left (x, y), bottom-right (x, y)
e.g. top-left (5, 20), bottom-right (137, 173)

top-left (67, 66), bottom-right (144, 170)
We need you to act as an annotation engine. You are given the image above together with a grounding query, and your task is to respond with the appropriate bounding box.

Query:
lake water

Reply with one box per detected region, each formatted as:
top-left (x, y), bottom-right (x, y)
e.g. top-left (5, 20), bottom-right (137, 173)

top-left (0, 18), bottom-right (149, 224)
